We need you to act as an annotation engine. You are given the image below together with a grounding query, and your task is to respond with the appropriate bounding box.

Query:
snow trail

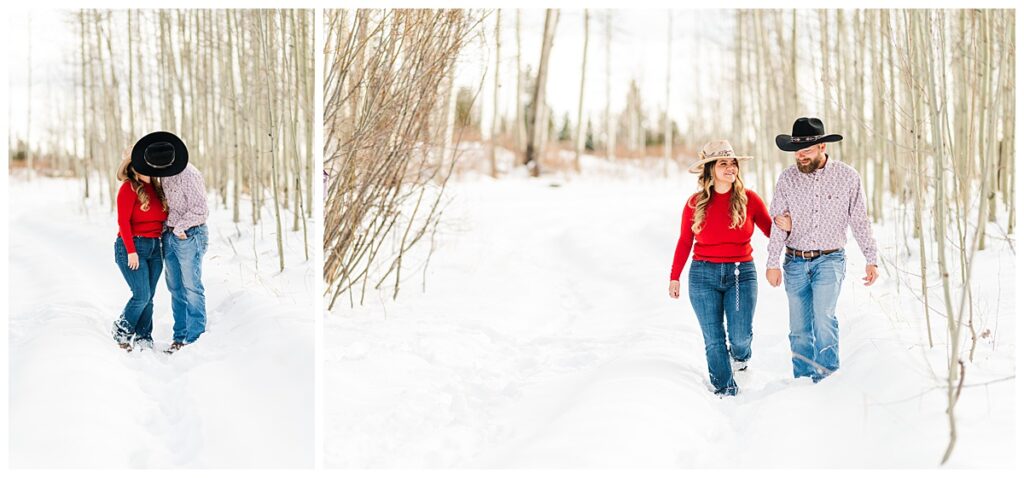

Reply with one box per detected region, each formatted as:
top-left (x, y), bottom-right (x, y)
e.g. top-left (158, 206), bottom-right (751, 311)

top-left (327, 172), bottom-right (1014, 468)
top-left (9, 176), bottom-right (313, 468)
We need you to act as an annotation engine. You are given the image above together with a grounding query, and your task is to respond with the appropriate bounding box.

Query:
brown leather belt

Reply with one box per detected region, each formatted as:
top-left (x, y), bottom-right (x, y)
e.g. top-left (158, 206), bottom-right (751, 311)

top-left (786, 247), bottom-right (840, 259)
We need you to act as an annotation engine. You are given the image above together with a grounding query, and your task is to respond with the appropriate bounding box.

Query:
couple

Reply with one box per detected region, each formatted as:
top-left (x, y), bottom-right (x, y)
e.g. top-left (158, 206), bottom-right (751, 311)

top-left (669, 118), bottom-right (879, 396)
top-left (113, 131), bottom-right (210, 354)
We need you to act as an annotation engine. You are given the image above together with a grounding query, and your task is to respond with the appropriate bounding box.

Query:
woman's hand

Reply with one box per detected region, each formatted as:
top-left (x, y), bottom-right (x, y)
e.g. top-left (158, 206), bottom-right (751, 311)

top-left (127, 252), bottom-right (140, 270)
top-left (774, 212), bottom-right (792, 232)
top-left (669, 280), bottom-right (680, 299)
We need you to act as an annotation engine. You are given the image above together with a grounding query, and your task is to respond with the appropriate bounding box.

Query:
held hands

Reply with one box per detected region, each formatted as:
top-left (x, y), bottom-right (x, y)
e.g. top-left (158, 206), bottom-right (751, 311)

top-left (668, 280), bottom-right (680, 299)
top-left (766, 268), bottom-right (781, 287)
top-left (774, 212), bottom-right (792, 232)
top-left (127, 252), bottom-right (140, 270)
top-left (863, 265), bottom-right (879, 286)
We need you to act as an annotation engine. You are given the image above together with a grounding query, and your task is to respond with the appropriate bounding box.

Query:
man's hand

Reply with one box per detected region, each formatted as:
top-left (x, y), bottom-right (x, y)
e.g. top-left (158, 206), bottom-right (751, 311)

top-left (175, 230), bottom-right (187, 240)
top-left (774, 212), bottom-right (792, 232)
top-left (863, 265), bottom-right (878, 286)
top-left (766, 268), bottom-right (782, 287)
top-left (669, 280), bottom-right (680, 299)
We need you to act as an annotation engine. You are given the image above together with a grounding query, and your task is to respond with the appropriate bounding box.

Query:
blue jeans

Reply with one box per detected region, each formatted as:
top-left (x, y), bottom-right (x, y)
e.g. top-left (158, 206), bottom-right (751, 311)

top-left (688, 260), bottom-right (758, 396)
top-left (783, 249), bottom-right (846, 382)
top-left (113, 236), bottom-right (163, 345)
top-left (163, 224), bottom-right (209, 344)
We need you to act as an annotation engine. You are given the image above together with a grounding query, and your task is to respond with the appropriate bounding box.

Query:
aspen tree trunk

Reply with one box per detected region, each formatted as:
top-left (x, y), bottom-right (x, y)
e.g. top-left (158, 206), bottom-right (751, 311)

top-left (903, 11), bottom-right (934, 350)
top-left (256, 11), bottom-right (285, 272)
top-left (1005, 15), bottom-right (1016, 235)
top-left (870, 11), bottom-right (886, 220)
top-left (80, 11), bottom-right (90, 198)
top-left (575, 9), bottom-right (589, 174)
top-left (977, 10), bottom-right (992, 252)
top-left (303, 12), bottom-right (314, 218)
top-left (733, 11), bottom-right (743, 165)
top-left (790, 10), bottom-right (798, 121)
top-left (662, 10), bottom-right (671, 178)
top-left (885, 11), bottom-right (901, 198)
top-left (525, 9), bottom-right (559, 177)
top-left (490, 10), bottom-right (502, 178)
top-left (819, 10), bottom-right (831, 124)
top-left (225, 12), bottom-right (241, 223)
top-left (605, 10), bottom-right (615, 162)
top-left (752, 11), bottom-right (771, 194)
top-left (26, 13), bottom-right (33, 177)
top-left (515, 10), bottom-right (526, 162)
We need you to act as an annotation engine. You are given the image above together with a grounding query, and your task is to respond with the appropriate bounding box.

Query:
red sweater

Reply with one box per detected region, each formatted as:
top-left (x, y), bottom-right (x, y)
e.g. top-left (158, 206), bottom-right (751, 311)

top-left (117, 181), bottom-right (168, 254)
top-left (670, 188), bottom-right (772, 281)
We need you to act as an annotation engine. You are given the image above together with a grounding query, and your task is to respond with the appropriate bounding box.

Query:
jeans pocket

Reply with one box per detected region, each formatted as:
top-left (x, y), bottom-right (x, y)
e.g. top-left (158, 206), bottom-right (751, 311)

top-left (688, 261), bottom-right (706, 285)
top-left (114, 239), bottom-right (127, 264)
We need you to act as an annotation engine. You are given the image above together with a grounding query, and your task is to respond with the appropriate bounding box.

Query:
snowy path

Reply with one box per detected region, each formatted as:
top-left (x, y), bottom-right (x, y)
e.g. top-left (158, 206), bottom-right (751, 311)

top-left (326, 175), bottom-right (1014, 468)
top-left (9, 177), bottom-right (313, 468)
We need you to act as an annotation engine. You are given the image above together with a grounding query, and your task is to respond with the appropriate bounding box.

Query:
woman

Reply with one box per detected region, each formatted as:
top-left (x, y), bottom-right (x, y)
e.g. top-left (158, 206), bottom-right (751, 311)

top-left (668, 139), bottom-right (785, 396)
top-left (113, 148), bottom-right (168, 352)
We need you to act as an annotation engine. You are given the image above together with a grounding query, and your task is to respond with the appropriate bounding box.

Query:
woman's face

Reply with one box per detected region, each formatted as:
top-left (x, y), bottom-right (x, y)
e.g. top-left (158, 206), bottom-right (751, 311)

top-left (713, 158), bottom-right (738, 184)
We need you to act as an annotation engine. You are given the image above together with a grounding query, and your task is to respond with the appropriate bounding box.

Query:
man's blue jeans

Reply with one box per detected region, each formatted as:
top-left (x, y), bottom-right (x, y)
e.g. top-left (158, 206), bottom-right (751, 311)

top-left (113, 236), bottom-right (163, 345)
top-left (783, 249), bottom-right (846, 382)
top-left (688, 260), bottom-right (758, 396)
top-left (163, 224), bottom-right (209, 344)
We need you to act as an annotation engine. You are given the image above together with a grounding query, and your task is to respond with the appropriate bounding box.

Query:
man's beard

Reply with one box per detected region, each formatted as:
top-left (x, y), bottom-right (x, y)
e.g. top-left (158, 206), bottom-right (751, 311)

top-left (796, 155), bottom-right (823, 173)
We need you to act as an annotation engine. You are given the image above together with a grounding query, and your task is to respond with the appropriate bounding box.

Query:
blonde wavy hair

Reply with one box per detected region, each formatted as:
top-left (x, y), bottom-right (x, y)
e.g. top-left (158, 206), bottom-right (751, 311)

top-left (117, 160), bottom-right (168, 213)
top-left (689, 160), bottom-right (748, 234)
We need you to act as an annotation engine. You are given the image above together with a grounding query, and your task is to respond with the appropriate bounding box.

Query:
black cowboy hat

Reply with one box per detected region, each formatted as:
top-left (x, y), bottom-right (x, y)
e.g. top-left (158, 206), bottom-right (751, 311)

top-left (130, 131), bottom-right (189, 177)
top-left (775, 117), bottom-right (843, 152)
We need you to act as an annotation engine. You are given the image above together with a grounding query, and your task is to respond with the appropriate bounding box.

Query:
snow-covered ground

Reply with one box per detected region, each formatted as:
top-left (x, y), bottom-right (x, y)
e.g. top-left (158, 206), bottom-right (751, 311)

top-left (326, 158), bottom-right (1015, 468)
top-left (8, 174), bottom-right (314, 468)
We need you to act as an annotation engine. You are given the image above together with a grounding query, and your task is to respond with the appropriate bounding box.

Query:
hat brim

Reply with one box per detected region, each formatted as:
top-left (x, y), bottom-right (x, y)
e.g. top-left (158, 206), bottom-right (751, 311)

top-left (775, 134), bottom-right (843, 152)
top-left (687, 155), bottom-right (753, 174)
top-left (130, 131), bottom-right (189, 177)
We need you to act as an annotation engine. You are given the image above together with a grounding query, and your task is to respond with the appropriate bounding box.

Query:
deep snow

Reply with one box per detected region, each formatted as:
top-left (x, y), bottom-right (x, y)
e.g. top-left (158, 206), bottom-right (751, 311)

top-left (326, 158), bottom-right (1014, 468)
top-left (8, 175), bottom-right (314, 468)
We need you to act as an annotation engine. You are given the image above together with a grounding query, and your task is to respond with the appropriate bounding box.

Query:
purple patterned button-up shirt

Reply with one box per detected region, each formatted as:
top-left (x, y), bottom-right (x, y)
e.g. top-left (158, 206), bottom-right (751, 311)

top-left (161, 164), bottom-right (209, 235)
top-left (766, 155), bottom-right (878, 269)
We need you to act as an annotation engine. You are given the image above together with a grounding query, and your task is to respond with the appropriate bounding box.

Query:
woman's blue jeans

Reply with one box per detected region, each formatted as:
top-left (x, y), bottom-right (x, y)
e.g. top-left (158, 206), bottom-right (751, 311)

top-left (687, 260), bottom-right (757, 396)
top-left (113, 236), bottom-right (163, 345)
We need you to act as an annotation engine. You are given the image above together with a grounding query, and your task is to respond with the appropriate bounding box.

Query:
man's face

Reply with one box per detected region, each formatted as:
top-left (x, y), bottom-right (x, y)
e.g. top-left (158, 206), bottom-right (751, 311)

top-left (795, 144), bottom-right (825, 173)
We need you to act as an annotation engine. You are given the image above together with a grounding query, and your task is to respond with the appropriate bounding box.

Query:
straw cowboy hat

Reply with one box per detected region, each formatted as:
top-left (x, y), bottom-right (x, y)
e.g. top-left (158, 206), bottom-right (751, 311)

top-left (129, 131), bottom-right (189, 177)
top-left (687, 139), bottom-right (753, 174)
top-left (775, 117), bottom-right (843, 152)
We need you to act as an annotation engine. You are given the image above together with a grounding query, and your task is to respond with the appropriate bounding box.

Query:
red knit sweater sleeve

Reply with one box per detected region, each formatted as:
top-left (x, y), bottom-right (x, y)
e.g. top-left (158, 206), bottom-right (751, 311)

top-left (747, 190), bottom-right (772, 238)
top-left (116, 181), bottom-right (138, 254)
top-left (670, 195), bottom-right (696, 281)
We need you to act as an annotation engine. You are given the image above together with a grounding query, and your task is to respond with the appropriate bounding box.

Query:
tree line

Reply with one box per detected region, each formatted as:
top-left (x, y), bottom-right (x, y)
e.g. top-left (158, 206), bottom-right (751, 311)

top-left (12, 9), bottom-right (314, 271)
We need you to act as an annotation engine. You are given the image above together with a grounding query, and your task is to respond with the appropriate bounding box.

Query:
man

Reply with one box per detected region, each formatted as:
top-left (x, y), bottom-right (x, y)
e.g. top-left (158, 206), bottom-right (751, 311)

top-left (765, 117), bottom-right (878, 382)
top-left (133, 131), bottom-right (210, 353)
